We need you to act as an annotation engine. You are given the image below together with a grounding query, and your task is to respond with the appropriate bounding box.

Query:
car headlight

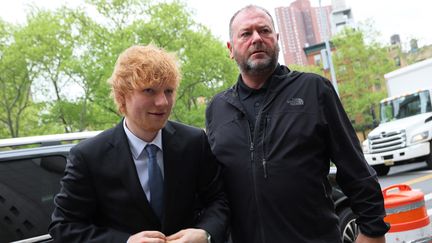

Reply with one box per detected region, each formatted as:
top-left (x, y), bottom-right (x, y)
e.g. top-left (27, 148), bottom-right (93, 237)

top-left (411, 131), bottom-right (429, 143)
top-left (362, 140), bottom-right (370, 154)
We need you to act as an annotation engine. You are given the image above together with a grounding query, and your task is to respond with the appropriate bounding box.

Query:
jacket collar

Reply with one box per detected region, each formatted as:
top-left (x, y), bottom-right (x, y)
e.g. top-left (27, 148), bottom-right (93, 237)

top-left (221, 64), bottom-right (295, 111)
top-left (231, 64), bottom-right (292, 94)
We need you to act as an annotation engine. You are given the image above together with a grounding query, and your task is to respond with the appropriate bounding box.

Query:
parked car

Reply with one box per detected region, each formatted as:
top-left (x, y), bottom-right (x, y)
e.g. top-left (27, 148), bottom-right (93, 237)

top-left (328, 166), bottom-right (359, 243)
top-left (0, 131), bottom-right (99, 243)
top-left (0, 132), bottom-right (358, 243)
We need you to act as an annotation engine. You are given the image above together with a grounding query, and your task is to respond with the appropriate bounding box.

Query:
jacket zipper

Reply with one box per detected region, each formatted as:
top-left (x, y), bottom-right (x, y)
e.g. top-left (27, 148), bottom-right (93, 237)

top-left (262, 158), bottom-right (268, 179)
top-left (262, 116), bottom-right (269, 179)
top-left (224, 89), bottom-right (268, 242)
top-left (221, 70), bottom-right (294, 242)
top-left (246, 120), bottom-right (266, 243)
top-left (250, 141), bottom-right (254, 161)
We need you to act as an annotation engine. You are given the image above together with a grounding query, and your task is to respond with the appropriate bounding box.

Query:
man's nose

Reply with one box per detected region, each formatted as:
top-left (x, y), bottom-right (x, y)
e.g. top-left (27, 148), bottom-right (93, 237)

top-left (251, 31), bottom-right (263, 44)
top-left (155, 93), bottom-right (169, 106)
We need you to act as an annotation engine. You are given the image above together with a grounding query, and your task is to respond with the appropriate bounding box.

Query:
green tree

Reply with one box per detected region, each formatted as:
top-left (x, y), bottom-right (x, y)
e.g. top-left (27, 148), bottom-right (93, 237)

top-left (65, 0), bottom-right (237, 128)
top-left (331, 25), bottom-right (395, 133)
top-left (173, 28), bottom-right (237, 127)
top-left (20, 9), bottom-right (82, 133)
top-left (1, 0), bottom-right (238, 137)
top-left (289, 64), bottom-right (325, 76)
top-left (0, 20), bottom-right (38, 137)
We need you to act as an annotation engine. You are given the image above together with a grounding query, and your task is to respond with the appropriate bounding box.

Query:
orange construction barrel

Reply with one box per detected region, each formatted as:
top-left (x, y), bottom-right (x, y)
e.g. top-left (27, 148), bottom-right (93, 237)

top-left (382, 184), bottom-right (432, 242)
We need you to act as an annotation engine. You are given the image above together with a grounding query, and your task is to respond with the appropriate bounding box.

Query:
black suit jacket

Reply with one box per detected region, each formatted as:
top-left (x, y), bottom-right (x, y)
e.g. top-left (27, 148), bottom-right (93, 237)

top-left (49, 120), bottom-right (228, 243)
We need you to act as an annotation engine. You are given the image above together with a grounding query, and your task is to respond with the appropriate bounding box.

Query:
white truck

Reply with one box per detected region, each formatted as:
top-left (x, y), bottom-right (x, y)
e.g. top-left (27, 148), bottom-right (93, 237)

top-left (362, 58), bottom-right (432, 175)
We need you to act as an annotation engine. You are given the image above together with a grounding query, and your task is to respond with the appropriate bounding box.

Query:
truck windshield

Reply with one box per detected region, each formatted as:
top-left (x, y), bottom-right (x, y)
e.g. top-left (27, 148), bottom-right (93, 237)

top-left (380, 90), bottom-right (432, 123)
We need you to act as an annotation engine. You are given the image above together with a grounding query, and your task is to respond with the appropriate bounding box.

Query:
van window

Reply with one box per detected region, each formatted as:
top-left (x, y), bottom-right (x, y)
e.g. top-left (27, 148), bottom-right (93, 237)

top-left (0, 155), bottom-right (66, 242)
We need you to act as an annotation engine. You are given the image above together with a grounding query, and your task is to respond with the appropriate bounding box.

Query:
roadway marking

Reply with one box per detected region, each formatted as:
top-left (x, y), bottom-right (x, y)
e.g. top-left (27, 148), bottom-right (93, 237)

top-left (400, 174), bottom-right (432, 216)
top-left (402, 173), bottom-right (432, 186)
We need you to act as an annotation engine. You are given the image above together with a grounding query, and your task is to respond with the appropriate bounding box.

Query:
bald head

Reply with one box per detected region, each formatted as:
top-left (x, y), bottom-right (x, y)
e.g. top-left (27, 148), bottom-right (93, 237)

top-left (229, 5), bottom-right (276, 42)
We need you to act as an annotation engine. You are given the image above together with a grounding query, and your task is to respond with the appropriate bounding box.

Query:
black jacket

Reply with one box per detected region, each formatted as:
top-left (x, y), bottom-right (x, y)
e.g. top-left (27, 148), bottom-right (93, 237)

top-left (205, 65), bottom-right (389, 243)
top-left (49, 121), bottom-right (229, 243)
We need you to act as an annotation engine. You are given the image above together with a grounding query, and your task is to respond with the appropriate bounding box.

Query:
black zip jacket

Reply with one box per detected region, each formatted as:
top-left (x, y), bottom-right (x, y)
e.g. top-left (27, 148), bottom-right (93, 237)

top-left (205, 65), bottom-right (389, 243)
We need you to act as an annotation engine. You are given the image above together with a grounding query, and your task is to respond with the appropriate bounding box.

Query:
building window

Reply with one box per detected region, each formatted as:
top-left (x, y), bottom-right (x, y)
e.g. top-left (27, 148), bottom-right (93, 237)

top-left (314, 54), bottom-right (321, 65)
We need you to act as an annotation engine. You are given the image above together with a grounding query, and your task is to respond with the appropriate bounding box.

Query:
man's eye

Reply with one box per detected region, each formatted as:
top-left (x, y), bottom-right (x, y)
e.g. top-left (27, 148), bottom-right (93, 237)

top-left (261, 28), bottom-right (271, 34)
top-left (143, 88), bottom-right (154, 94)
top-left (165, 89), bottom-right (174, 95)
top-left (241, 32), bottom-right (250, 37)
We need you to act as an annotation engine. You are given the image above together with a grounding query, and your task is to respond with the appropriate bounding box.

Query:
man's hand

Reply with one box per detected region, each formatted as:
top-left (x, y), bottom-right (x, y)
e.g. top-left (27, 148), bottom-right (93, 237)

top-left (355, 232), bottom-right (385, 243)
top-left (127, 231), bottom-right (166, 243)
top-left (166, 228), bottom-right (208, 243)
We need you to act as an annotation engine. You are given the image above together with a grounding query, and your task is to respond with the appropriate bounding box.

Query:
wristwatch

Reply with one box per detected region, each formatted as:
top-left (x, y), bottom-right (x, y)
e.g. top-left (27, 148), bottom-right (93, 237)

top-left (206, 231), bottom-right (211, 243)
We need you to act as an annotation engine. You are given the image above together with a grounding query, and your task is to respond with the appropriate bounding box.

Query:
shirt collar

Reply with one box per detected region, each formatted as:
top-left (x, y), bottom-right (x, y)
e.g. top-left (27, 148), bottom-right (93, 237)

top-left (123, 118), bottom-right (163, 160)
top-left (237, 64), bottom-right (284, 100)
top-left (238, 76), bottom-right (270, 100)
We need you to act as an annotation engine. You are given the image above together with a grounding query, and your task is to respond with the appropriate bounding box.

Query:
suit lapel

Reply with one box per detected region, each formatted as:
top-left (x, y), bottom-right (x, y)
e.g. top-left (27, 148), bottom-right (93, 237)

top-left (110, 121), bottom-right (160, 227)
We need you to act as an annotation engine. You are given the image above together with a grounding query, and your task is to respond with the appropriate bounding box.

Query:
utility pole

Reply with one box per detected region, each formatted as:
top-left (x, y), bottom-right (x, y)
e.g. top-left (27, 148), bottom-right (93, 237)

top-left (319, 0), bottom-right (339, 96)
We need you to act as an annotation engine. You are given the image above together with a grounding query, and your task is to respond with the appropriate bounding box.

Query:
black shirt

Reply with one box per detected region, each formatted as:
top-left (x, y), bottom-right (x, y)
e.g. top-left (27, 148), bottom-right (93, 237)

top-left (237, 77), bottom-right (271, 132)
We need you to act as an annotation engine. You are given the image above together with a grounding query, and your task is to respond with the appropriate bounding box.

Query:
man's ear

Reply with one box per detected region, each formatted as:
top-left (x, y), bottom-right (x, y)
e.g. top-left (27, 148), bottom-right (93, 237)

top-left (227, 42), bottom-right (234, 59)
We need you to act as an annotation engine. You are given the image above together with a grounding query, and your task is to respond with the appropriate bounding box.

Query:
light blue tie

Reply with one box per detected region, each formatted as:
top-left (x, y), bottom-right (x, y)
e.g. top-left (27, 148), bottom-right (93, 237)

top-left (145, 144), bottom-right (164, 220)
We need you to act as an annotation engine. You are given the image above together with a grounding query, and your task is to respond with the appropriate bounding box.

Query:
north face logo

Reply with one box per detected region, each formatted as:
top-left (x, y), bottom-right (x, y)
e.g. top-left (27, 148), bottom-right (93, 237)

top-left (287, 98), bottom-right (304, 106)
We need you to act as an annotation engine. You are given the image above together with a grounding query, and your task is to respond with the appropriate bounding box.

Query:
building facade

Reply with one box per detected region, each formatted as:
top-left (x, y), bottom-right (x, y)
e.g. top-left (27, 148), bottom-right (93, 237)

top-left (275, 0), bottom-right (332, 65)
top-left (275, 0), bottom-right (354, 66)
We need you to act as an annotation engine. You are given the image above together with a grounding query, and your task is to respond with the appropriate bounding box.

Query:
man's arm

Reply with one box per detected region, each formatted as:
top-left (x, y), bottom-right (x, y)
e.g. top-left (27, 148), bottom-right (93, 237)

top-left (356, 233), bottom-right (385, 243)
top-left (191, 130), bottom-right (229, 243)
top-left (320, 78), bottom-right (390, 237)
top-left (49, 146), bottom-right (130, 242)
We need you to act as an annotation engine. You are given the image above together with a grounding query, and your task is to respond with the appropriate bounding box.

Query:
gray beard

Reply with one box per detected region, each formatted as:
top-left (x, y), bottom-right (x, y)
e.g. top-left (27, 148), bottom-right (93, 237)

top-left (238, 44), bottom-right (280, 75)
top-left (244, 56), bottom-right (277, 74)
top-left (241, 55), bottom-right (278, 76)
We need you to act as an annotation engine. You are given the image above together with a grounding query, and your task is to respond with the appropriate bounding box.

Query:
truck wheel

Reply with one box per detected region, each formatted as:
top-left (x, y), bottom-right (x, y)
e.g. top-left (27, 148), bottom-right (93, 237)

top-left (426, 154), bottom-right (432, 169)
top-left (372, 164), bottom-right (390, 176)
top-left (426, 142), bottom-right (432, 170)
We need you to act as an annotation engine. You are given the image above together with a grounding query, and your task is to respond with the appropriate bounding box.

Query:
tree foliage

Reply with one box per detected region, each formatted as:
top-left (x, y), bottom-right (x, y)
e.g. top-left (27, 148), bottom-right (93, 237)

top-left (331, 24), bottom-right (395, 131)
top-left (0, 0), bottom-right (237, 137)
top-left (1, 2), bottom-right (404, 138)
top-left (289, 64), bottom-right (325, 76)
top-left (0, 20), bottom-right (35, 137)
